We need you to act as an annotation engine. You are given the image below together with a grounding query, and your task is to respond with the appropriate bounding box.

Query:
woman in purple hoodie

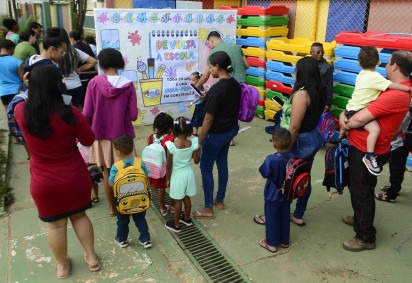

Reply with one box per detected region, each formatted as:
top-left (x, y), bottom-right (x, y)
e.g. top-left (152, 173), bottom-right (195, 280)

top-left (83, 48), bottom-right (138, 216)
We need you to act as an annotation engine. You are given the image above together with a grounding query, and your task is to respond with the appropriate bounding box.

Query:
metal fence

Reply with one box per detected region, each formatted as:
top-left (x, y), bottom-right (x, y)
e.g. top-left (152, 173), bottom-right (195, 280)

top-left (246, 0), bottom-right (412, 42)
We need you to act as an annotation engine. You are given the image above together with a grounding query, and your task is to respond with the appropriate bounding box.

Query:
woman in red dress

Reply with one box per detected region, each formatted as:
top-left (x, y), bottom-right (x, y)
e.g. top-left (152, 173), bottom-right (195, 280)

top-left (15, 65), bottom-right (100, 279)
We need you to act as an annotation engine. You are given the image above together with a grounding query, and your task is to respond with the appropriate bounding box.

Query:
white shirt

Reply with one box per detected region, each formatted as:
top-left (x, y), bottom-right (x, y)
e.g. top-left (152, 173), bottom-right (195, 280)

top-left (63, 48), bottom-right (89, 90)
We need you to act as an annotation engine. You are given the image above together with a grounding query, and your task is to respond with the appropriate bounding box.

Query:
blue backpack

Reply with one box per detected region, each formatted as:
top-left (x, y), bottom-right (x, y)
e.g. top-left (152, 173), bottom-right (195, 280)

top-left (317, 111), bottom-right (336, 144)
top-left (323, 140), bottom-right (350, 194)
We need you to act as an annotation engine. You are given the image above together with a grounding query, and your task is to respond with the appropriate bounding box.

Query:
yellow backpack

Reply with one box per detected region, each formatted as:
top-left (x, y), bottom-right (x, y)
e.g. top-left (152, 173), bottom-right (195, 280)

top-left (113, 157), bottom-right (150, 214)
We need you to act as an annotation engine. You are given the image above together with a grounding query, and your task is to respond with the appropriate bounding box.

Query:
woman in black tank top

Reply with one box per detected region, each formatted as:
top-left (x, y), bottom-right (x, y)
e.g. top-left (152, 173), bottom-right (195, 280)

top-left (288, 57), bottom-right (325, 226)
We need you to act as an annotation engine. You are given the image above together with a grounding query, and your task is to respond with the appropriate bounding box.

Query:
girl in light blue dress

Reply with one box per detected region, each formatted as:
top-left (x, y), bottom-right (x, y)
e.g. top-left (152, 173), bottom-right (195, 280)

top-left (165, 117), bottom-right (200, 233)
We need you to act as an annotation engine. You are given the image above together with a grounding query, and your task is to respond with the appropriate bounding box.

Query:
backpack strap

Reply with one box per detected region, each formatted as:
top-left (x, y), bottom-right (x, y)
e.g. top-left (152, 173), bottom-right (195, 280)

top-left (153, 134), bottom-right (166, 144)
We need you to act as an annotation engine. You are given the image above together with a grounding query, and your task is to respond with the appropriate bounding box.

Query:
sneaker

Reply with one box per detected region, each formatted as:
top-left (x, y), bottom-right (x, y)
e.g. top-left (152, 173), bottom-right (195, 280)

top-left (165, 220), bottom-right (181, 233)
top-left (342, 215), bottom-right (354, 226)
top-left (343, 237), bottom-right (375, 252)
top-left (139, 239), bottom-right (152, 249)
top-left (115, 238), bottom-right (128, 248)
top-left (362, 155), bottom-right (382, 176)
top-left (380, 185), bottom-right (400, 196)
top-left (179, 217), bottom-right (193, 226)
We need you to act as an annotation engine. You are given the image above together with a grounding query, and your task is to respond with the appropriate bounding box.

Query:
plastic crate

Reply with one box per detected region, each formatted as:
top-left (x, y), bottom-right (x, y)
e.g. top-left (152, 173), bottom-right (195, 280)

top-left (247, 75), bottom-right (265, 88)
top-left (267, 50), bottom-right (334, 65)
top-left (333, 83), bottom-right (354, 98)
top-left (334, 58), bottom-right (386, 77)
top-left (266, 60), bottom-right (294, 74)
top-left (242, 46), bottom-right (266, 58)
top-left (255, 106), bottom-right (265, 118)
top-left (332, 95), bottom-right (350, 109)
top-left (334, 45), bottom-right (391, 64)
top-left (237, 5), bottom-right (289, 16)
top-left (237, 16), bottom-right (289, 27)
top-left (331, 107), bottom-right (345, 118)
top-left (265, 80), bottom-right (293, 95)
top-left (267, 37), bottom-right (336, 57)
top-left (264, 109), bottom-right (279, 120)
top-left (246, 66), bottom-right (266, 78)
top-left (264, 100), bottom-right (282, 111)
top-left (236, 37), bottom-right (269, 48)
top-left (266, 71), bottom-right (295, 85)
top-left (253, 85), bottom-right (265, 99)
top-left (335, 31), bottom-right (412, 51)
top-left (266, 89), bottom-right (288, 101)
top-left (247, 56), bottom-right (266, 68)
top-left (333, 71), bottom-right (357, 86)
top-left (237, 26), bottom-right (288, 38)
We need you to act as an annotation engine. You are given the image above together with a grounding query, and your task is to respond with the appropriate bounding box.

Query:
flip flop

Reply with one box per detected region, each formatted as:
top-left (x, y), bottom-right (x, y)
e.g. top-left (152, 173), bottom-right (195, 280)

top-left (253, 215), bottom-right (265, 225)
top-left (259, 239), bottom-right (277, 253)
top-left (192, 210), bottom-right (215, 219)
top-left (84, 253), bottom-right (100, 272)
top-left (213, 200), bottom-right (225, 210)
top-left (290, 215), bottom-right (306, 227)
top-left (91, 197), bottom-right (100, 203)
top-left (375, 193), bottom-right (396, 203)
top-left (56, 257), bottom-right (71, 279)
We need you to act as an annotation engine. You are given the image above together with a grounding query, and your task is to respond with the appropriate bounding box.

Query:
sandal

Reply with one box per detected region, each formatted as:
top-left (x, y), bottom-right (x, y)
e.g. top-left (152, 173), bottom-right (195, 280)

top-left (213, 200), bottom-right (225, 210)
top-left (192, 209), bottom-right (215, 219)
top-left (290, 215), bottom-right (306, 227)
top-left (84, 253), bottom-right (100, 272)
top-left (259, 239), bottom-right (277, 253)
top-left (253, 215), bottom-right (265, 225)
top-left (91, 197), bottom-right (100, 203)
top-left (375, 193), bottom-right (396, 203)
top-left (280, 243), bottom-right (289, 248)
top-left (56, 257), bottom-right (71, 279)
top-left (160, 205), bottom-right (169, 216)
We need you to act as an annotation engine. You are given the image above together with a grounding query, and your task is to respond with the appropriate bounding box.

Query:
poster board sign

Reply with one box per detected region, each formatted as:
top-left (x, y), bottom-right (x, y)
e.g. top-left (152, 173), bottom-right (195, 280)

top-left (94, 8), bottom-right (237, 125)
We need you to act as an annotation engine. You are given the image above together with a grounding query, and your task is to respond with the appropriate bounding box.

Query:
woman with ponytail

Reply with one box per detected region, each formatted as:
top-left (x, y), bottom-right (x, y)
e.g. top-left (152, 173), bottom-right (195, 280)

top-left (193, 51), bottom-right (240, 219)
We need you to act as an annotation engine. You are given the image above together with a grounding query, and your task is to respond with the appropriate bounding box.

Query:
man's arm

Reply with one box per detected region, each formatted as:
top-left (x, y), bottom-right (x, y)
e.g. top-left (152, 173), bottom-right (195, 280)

top-left (346, 108), bottom-right (375, 129)
top-left (196, 65), bottom-right (211, 88)
top-left (242, 56), bottom-right (249, 69)
top-left (324, 66), bottom-right (333, 109)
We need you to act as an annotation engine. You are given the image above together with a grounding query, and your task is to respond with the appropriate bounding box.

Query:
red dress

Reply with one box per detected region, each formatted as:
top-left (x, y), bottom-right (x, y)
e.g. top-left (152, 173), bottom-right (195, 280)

top-left (147, 133), bottom-right (174, 189)
top-left (15, 103), bottom-right (95, 222)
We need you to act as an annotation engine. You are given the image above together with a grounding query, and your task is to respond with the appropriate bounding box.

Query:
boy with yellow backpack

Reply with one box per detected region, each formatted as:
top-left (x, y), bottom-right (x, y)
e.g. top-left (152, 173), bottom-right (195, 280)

top-left (109, 135), bottom-right (152, 249)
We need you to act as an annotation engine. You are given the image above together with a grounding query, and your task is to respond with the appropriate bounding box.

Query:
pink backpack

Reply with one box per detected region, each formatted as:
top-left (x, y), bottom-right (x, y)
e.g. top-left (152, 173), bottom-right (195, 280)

top-left (238, 83), bottom-right (259, 122)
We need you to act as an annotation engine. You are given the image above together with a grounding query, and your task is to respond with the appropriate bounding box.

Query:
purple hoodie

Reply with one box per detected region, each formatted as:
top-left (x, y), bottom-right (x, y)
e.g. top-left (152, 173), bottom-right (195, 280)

top-left (83, 75), bottom-right (138, 140)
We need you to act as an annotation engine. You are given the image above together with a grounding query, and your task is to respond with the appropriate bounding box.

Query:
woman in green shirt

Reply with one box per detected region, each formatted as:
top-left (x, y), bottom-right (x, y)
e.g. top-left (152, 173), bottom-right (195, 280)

top-left (14, 29), bottom-right (37, 63)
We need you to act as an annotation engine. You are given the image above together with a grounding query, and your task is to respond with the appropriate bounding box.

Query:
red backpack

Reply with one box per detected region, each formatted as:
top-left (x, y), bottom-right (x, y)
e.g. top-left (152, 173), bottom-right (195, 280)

top-left (281, 158), bottom-right (311, 201)
top-left (238, 83), bottom-right (259, 122)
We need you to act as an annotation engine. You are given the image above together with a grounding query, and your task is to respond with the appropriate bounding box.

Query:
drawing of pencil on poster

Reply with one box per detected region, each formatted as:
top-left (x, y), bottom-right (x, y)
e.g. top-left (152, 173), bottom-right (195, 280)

top-left (138, 29), bottom-right (199, 107)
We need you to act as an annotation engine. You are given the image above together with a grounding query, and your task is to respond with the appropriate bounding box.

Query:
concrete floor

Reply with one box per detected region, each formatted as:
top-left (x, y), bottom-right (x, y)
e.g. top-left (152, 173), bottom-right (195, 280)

top-left (1, 116), bottom-right (412, 282)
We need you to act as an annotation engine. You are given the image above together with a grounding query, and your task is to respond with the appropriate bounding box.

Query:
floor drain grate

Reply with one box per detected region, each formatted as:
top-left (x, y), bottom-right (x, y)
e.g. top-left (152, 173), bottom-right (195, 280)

top-left (150, 189), bottom-right (251, 283)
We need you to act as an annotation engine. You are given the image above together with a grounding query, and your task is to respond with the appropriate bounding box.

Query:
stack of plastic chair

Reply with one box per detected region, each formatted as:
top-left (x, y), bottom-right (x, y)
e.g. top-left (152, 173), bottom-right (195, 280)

top-left (265, 37), bottom-right (335, 120)
top-left (232, 5), bottom-right (289, 119)
top-left (333, 31), bottom-right (412, 119)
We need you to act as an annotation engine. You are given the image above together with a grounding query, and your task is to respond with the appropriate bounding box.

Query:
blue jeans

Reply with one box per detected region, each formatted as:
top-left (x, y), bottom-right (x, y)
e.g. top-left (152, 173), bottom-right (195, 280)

top-left (116, 211), bottom-right (150, 242)
top-left (290, 128), bottom-right (322, 219)
top-left (200, 125), bottom-right (239, 208)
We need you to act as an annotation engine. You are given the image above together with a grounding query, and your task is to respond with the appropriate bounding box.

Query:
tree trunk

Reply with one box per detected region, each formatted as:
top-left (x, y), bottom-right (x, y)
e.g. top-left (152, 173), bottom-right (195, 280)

top-left (71, 0), bottom-right (87, 37)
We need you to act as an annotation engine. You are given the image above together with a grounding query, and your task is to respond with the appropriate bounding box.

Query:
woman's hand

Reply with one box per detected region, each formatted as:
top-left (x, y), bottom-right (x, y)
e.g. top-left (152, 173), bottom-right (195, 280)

top-left (339, 112), bottom-right (350, 139)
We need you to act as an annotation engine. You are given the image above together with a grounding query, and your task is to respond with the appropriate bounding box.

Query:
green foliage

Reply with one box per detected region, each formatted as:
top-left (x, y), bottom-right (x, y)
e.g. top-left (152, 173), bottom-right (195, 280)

top-left (0, 13), bottom-right (35, 41)
top-left (0, 131), bottom-right (13, 209)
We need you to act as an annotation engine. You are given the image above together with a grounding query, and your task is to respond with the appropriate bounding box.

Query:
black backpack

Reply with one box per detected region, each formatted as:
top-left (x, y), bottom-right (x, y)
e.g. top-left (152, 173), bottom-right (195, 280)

top-left (281, 157), bottom-right (311, 201)
top-left (323, 140), bottom-right (350, 194)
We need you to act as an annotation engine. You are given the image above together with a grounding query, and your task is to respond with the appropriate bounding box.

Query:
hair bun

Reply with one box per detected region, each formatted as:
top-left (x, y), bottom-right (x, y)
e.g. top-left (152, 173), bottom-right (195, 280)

top-left (47, 27), bottom-right (61, 37)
